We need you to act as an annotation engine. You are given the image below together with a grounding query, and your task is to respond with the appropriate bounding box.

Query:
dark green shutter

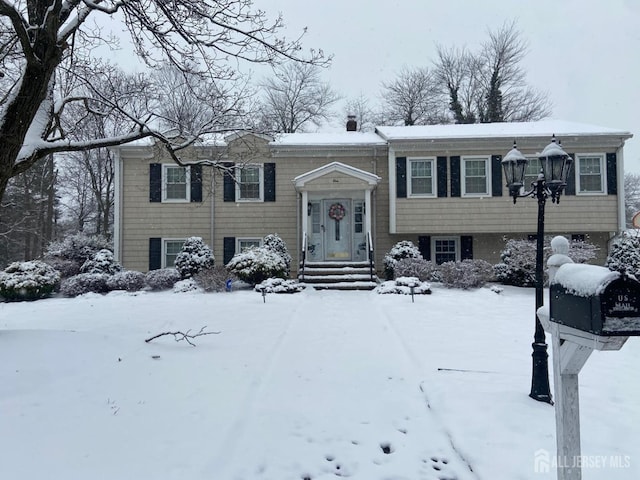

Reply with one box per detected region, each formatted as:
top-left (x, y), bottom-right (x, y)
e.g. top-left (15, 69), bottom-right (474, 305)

top-left (223, 162), bottom-right (235, 202)
top-left (264, 163), bottom-right (276, 202)
top-left (564, 154), bottom-right (576, 195)
top-left (491, 155), bottom-right (503, 197)
top-left (396, 157), bottom-right (407, 198)
top-left (149, 237), bottom-right (162, 270)
top-left (418, 235), bottom-right (431, 261)
top-left (606, 153), bottom-right (617, 195)
top-left (437, 156), bottom-right (447, 197)
top-left (461, 236), bottom-right (473, 260)
top-left (450, 156), bottom-right (461, 197)
top-left (190, 164), bottom-right (202, 202)
top-left (149, 164), bottom-right (162, 202)
top-left (223, 237), bottom-right (236, 265)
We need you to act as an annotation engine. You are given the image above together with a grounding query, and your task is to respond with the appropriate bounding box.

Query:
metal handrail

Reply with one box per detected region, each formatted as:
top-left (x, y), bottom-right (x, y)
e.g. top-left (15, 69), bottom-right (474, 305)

top-left (367, 231), bottom-right (375, 281)
top-left (300, 232), bottom-right (307, 281)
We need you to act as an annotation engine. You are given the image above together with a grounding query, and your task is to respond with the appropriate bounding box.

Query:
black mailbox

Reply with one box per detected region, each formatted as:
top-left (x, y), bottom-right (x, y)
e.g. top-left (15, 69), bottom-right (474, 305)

top-left (550, 264), bottom-right (640, 336)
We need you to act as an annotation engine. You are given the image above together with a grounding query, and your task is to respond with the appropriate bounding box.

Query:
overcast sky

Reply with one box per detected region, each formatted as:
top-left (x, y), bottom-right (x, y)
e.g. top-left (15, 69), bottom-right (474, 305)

top-left (250, 0), bottom-right (640, 172)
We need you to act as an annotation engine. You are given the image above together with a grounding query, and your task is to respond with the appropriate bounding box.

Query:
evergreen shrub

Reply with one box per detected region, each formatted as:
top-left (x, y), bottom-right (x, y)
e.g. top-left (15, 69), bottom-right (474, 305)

top-left (106, 271), bottom-right (146, 292)
top-left (0, 261), bottom-right (61, 301)
top-left (174, 237), bottom-right (214, 279)
top-left (438, 259), bottom-right (494, 289)
top-left (145, 268), bottom-right (181, 290)
top-left (383, 240), bottom-right (423, 280)
top-left (60, 273), bottom-right (111, 297)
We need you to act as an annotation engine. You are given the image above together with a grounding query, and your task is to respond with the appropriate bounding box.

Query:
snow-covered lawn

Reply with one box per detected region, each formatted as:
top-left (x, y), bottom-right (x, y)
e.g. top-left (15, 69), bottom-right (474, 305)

top-left (1, 286), bottom-right (638, 480)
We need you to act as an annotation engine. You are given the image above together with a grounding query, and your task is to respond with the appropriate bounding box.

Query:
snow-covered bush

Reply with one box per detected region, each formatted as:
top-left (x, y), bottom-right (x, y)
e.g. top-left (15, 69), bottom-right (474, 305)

top-left (60, 273), bottom-right (111, 297)
top-left (263, 234), bottom-right (292, 275)
top-left (495, 236), bottom-right (598, 287)
top-left (393, 257), bottom-right (437, 282)
top-left (80, 249), bottom-right (122, 275)
top-left (44, 233), bottom-right (112, 278)
top-left (383, 240), bottom-right (423, 280)
top-left (145, 268), bottom-right (181, 290)
top-left (438, 259), bottom-right (494, 289)
top-left (226, 247), bottom-right (288, 285)
top-left (174, 237), bottom-right (214, 279)
top-left (173, 278), bottom-right (201, 293)
top-left (606, 234), bottom-right (640, 277)
top-left (255, 278), bottom-right (305, 294)
top-left (194, 266), bottom-right (235, 292)
top-left (0, 261), bottom-right (61, 301)
top-left (377, 276), bottom-right (432, 295)
top-left (106, 270), bottom-right (146, 292)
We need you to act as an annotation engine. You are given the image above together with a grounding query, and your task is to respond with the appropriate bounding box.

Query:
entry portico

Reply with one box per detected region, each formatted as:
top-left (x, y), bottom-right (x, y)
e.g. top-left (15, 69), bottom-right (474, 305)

top-left (293, 162), bottom-right (381, 262)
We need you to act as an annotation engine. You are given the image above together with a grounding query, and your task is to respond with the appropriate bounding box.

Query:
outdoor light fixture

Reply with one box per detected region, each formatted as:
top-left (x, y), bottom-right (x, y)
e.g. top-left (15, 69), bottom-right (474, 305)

top-left (307, 202), bottom-right (313, 216)
top-left (502, 135), bottom-right (572, 405)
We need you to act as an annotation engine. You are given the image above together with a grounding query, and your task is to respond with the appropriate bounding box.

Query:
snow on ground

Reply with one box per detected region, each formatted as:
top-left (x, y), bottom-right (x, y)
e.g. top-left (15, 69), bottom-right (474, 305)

top-left (0, 285), bottom-right (638, 480)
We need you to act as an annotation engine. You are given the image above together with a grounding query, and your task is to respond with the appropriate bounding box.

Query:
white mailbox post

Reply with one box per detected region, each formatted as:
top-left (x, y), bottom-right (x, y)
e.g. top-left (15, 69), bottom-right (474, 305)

top-left (539, 239), bottom-right (640, 479)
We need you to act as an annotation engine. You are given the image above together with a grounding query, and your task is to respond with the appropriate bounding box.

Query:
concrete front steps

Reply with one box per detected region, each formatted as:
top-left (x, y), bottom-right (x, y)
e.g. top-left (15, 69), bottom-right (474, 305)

top-left (298, 261), bottom-right (379, 290)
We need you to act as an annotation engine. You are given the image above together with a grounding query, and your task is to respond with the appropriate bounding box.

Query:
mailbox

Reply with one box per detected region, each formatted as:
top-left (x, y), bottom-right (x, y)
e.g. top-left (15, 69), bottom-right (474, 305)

top-left (550, 263), bottom-right (640, 336)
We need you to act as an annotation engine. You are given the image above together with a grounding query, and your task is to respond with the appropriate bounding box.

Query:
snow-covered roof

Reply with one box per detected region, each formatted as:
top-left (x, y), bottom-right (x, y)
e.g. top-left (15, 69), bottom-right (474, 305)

top-left (375, 120), bottom-right (632, 141)
top-left (552, 263), bottom-right (620, 297)
top-left (271, 132), bottom-right (387, 146)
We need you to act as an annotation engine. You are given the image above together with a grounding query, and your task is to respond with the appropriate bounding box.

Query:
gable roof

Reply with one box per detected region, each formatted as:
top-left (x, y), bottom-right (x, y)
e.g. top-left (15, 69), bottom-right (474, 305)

top-left (293, 161), bottom-right (382, 189)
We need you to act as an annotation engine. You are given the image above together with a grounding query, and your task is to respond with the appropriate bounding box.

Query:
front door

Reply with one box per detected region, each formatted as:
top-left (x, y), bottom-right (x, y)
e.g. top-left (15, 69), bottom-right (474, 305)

top-left (324, 199), bottom-right (351, 261)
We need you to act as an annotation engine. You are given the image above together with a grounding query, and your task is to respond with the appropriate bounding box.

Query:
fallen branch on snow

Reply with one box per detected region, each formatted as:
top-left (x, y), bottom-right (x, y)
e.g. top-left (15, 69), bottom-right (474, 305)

top-left (144, 326), bottom-right (221, 346)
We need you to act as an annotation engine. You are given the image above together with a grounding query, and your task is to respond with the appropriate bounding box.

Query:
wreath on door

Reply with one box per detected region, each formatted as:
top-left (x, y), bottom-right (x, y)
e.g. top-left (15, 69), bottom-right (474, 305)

top-left (328, 203), bottom-right (346, 221)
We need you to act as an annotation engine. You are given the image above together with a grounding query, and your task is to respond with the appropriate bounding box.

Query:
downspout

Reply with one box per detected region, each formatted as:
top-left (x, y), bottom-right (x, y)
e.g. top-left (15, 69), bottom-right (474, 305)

top-left (211, 161), bottom-right (216, 260)
top-left (388, 145), bottom-right (397, 233)
top-left (113, 148), bottom-right (123, 263)
top-left (617, 143), bottom-right (626, 233)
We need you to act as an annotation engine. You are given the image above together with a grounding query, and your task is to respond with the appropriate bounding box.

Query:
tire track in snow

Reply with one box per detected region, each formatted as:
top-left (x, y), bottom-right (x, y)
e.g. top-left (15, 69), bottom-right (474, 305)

top-left (371, 302), bottom-right (482, 479)
top-left (207, 297), bottom-right (304, 477)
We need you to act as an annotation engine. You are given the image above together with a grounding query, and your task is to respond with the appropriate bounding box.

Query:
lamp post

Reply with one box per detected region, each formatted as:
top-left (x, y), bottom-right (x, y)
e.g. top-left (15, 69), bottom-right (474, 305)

top-left (502, 135), bottom-right (572, 404)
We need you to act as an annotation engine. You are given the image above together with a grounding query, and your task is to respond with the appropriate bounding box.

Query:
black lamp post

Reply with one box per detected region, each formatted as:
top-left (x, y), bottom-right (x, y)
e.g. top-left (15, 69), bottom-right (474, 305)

top-left (502, 135), bottom-right (572, 404)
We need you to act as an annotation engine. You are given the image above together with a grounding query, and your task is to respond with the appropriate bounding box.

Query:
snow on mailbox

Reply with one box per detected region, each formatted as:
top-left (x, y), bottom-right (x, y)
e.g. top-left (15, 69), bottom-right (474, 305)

top-left (550, 263), bottom-right (640, 336)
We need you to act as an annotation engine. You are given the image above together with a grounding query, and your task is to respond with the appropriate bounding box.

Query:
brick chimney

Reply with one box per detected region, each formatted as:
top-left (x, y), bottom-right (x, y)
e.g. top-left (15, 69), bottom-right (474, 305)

top-left (346, 115), bottom-right (357, 132)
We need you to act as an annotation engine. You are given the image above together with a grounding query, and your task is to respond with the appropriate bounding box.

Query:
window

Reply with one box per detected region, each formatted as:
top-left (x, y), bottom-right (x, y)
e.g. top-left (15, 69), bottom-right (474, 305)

top-left (523, 158), bottom-right (542, 190)
top-left (354, 201), bottom-right (364, 233)
top-left (433, 237), bottom-right (459, 265)
top-left (576, 154), bottom-right (605, 194)
top-left (310, 203), bottom-right (321, 234)
top-left (236, 165), bottom-right (263, 201)
top-left (462, 157), bottom-right (489, 196)
top-left (163, 239), bottom-right (185, 268)
top-left (408, 158), bottom-right (436, 197)
top-left (237, 238), bottom-right (261, 252)
top-left (163, 165), bottom-right (190, 201)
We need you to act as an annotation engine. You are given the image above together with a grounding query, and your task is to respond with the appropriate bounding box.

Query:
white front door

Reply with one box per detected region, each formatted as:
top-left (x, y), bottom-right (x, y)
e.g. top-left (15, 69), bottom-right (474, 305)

top-left (324, 199), bottom-right (351, 261)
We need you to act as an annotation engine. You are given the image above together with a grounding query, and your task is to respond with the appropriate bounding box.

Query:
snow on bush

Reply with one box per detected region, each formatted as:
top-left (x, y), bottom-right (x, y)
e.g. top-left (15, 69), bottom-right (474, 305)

top-left (173, 278), bottom-right (202, 293)
top-left (383, 240), bottom-right (423, 280)
top-left (226, 247), bottom-right (288, 285)
top-left (495, 236), bottom-right (598, 287)
top-left (145, 268), bottom-right (181, 291)
top-left (174, 237), bottom-right (214, 279)
top-left (263, 234), bottom-right (292, 275)
top-left (106, 271), bottom-right (146, 292)
top-left (0, 261), bottom-right (61, 301)
top-left (438, 259), bottom-right (494, 289)
top-left (44, 233), bottom-right (112, 278)
top-left (393, 257), bottom-right (437, 282)
top-left (605, 234), bottom-right (640, 277)
top-left (194, 266), bottom-right (235, 292)
top-left (60, 273), bottom-right (111, 297)
top-left (80, 249), bottom-right (122, 275)
top-left (377, 276), bottom-right (432, 295)
top-left (255, 278), bottom-right (305, 294)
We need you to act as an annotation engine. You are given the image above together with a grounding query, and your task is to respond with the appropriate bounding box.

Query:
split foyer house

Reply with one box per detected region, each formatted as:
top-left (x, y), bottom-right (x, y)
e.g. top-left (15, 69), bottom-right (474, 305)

top-left (113, 120), bottom-right (632, 283)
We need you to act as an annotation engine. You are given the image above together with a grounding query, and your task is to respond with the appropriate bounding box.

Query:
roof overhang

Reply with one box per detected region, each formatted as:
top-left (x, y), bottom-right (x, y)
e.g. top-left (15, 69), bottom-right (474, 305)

top-left (293, 161), bottom-right (382, 190)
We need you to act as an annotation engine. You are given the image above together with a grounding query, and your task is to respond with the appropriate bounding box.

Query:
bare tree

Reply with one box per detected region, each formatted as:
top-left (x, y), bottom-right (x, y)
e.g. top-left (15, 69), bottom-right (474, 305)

top-left (434, 21), bottom-right (551, 124)
top-left (379, 67), bottom-right (445, 126)
top-left (343, 93), bottom-right (376, 132)
top-left (625, 172), bottom-right (640, 228)
top-left (0, 0), bottom-right (327, 207)
top-left (257, 62), bottom-right (340, 133)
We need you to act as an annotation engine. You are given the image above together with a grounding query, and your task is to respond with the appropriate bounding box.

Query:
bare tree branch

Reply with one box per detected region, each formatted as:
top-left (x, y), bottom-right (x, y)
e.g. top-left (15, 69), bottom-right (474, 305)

top-left (145, 326), bottom-right (221, 346)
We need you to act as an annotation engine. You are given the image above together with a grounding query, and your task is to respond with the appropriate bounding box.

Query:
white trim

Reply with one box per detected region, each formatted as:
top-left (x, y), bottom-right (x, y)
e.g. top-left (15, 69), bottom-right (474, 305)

top-left (236, 237), bottom-right (262, 252)
top-left (461, 156), bottom-right (490, 197)
top-left (162, 238), bottom-right (186, 268)
top-left (617, 146), bottom-right (625, 231)
top-left (432, 236), bottom-right (461, 264)
top-left (575, 153), bottom-right (607, 196)
top-left (293, 161), bottom-right (381, 189)
top-left (235, 164), bottom-right (264, 202)
top-left (113, 150), bottom-right (123, 262)
top-left (162, 164), bottom-right (191, 202)
top-left (407, 157), bottom-right (437, 198)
